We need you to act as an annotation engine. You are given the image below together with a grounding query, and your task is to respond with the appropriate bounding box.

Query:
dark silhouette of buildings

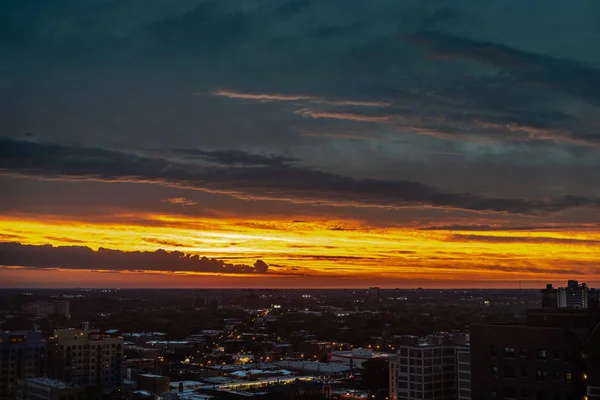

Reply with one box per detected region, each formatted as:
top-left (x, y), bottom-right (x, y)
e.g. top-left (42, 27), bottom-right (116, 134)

top-left (558, 280), bottom-right (590, 309)
top-left (471, 285), bottom-right (600, 399)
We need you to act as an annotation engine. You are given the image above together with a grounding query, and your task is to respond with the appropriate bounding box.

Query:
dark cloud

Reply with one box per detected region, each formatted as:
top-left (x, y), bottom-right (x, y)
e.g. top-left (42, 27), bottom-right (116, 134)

top-left (410, 31), bottom-right (600, 105)
top-left (474, 264), bottom-right (580, 275)
top-left (287, 255), bottom-right (381, 261)
top-left (171, 149), bottom-right (299, 167)
top-left (44, 236), bottom-right (86, 244)
top-left (142, 238), bottom-right (188, 247)
top-left (420, 224), bottom-right (600, 231)
top-left (451, 234), bottom-right (600, 246)
top-left (0, 242), bottom-right (269, 274)
top-left (2, 137), bottom-right (600, 216)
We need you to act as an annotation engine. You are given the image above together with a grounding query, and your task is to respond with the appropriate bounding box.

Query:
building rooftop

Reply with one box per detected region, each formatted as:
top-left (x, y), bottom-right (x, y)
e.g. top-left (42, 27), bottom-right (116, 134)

top-left (273, 360), bottom-right (351, 373)
top-left (331, 347), bottom-right (390, 359)
top-left (24, 378), bottom-right (81, 389)
top-left (139, 373), bottom-right (167, 379)
top-left (169, 381), bottom-right (204, 389)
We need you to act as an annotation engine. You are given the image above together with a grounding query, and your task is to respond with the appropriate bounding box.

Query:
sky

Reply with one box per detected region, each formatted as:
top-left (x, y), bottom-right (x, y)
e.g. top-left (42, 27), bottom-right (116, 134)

top-left (1, 0), bottom-right (600, 288)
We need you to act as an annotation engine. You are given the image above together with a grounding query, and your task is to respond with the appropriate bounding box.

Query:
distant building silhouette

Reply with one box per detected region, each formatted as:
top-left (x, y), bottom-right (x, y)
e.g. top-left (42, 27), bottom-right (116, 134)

top-left (540, 283), bottom-right (558, 308)
top-left (558, 280), bottom-right (589, 309)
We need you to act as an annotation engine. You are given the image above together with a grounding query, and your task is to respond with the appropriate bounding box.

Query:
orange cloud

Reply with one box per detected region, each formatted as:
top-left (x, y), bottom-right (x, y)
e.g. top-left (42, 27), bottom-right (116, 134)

top-left (298, 109), bottom-right (390, 122)
top-left (163, 197), bottom-right (198, 206)
top-left (0, 214), bottom-right (598, 287)
top-left (210, 89), bottom-right (390, 107)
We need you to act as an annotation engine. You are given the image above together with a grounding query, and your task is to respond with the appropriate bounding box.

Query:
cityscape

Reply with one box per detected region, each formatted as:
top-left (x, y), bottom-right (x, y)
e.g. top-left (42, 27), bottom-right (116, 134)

top-left (2, 0), bottom-right (600, 399)
top-left (1, 281), bottom-right (599, 399)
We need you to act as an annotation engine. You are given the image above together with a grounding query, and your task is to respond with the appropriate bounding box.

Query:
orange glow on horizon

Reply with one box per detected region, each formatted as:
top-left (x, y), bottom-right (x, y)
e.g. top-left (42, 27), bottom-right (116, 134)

top-left (1, 213), bottom-right (599, 287)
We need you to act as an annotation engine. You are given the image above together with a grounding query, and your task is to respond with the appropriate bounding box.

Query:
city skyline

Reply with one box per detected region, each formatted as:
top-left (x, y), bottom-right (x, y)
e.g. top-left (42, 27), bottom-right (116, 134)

top-left (2, 0), bottom-right (600, 288)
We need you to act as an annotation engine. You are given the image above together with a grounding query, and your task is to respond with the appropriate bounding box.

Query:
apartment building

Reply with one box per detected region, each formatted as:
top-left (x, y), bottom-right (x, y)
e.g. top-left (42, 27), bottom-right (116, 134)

top-left (47, 329), bottom-right (123, 393)
top-left (0, 331), bottom-right (46, 400)
top-left (389, 333), bottom-right (470, 400)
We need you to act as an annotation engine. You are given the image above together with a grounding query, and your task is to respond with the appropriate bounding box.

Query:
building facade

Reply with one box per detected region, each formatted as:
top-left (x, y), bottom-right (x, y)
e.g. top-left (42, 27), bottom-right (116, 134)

top-left (389, 333), bottom-right (470, 400)
top-left (558, 280), bottom-right (589, 309)
top-left (21, 300), bottom-right (70, 319)
top-left (0, 331), bottom-right (46, 400)
top-left (456, 347), bottom-right (471, 400)
top-left (470, 287), bottom-right (600, 400)
top-left (47, 328), bottom-right (123, 393)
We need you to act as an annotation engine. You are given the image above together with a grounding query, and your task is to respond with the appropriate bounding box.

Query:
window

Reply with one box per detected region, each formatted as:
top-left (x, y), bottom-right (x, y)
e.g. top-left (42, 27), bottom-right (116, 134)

top-left (565, 372), bottom-right (572, 383)
top-left (553, 370), bottom-right (560, 379)
top-left (521, 367), bottom-right (528, 378)
top-left (536, 349), bottom-right (546, 360)
top-left (536, 370), bottom-right (547, 381)
top-left (520, 348), bottom-right (527, 357)
top-left (504, 347), bottom-right (515, 357)
top-left (491, 365), bottom-right (498, 377)
top-left (491, 346), bottom-right (497, 357)
top-left (491, 385), bottom-right (498, 397)
top-left (504, 386), bottom-right (517, 399)
top-left (552, 350), bottom-right (560, 360)
top-left (504, 366), bottom-right (515, 379)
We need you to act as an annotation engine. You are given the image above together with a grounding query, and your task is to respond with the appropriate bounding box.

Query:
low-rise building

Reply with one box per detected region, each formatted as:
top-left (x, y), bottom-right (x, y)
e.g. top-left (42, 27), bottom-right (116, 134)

top-left (330, 347), bottom-right (390, 369)
top-left (17, 378), bottom-right (87, 400)
top-left (137, 374), bottom-right (170, 395)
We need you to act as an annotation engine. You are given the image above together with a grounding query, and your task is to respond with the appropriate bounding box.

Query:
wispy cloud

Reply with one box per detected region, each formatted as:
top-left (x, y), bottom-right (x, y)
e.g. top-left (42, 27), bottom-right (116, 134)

top-left (298, 109), bottom-right (390, 122)
top-left (210, 89), bottom-right (313, 102)
top-left (210, 89), bottom-right (390, 107)
top-left (168, 148), bottom-right (298, 167)
top-left (163, 197), bottom-right (198, 206)
top-left (451, 234), bottom-right (600, 246)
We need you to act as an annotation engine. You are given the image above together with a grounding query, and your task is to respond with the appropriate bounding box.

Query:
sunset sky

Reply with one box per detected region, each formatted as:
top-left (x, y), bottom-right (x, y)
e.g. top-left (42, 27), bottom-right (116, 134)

top-left (1, 0), bottom-right (600, 288)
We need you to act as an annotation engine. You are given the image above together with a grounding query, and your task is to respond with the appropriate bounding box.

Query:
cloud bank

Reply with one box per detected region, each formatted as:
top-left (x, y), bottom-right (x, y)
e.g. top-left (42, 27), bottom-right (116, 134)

top-left (0, 242), bottom-right (269, 274)
top-left (3, 137), bottom-right (600, 216)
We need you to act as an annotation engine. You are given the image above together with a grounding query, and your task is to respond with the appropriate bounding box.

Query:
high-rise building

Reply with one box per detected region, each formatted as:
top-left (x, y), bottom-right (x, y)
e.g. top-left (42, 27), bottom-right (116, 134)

top-left (389, 333), bottom-right (470, 400)
top-left (456, 347), bottom-right (471, 400)
top-left (47, 328), bottom-right (123, 393)
top-left (0, 331), bottom-right (47, 400)
top-left (470, 286), bottom-right (600, 400)
top-left (540, 284), bottom-right (558, 308)
top-left (558, 280), bottom-right (589, 309)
